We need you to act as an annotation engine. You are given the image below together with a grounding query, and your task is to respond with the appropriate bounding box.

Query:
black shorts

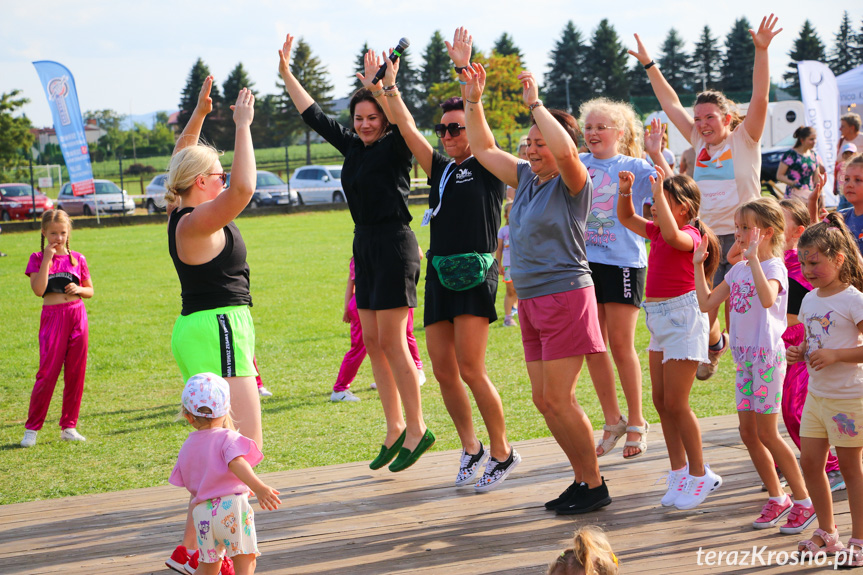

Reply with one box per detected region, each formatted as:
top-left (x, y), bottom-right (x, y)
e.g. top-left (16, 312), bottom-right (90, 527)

top-left (353, 224), bottom-right (420, 310)
top-left (423, 257), bottom-right (498, 326)
top-left (588, 261), bottom-right (645, 307)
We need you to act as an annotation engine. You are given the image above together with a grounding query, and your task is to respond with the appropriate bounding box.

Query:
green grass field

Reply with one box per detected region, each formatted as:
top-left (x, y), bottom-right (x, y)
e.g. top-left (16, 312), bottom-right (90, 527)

top-left (0, 205), bottom-right (735, 505)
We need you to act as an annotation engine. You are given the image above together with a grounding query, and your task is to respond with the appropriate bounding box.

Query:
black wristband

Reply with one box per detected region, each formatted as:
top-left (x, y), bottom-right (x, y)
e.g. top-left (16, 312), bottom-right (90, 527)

top-left (454, 65), bottom-right (468, 74)
top-left (644, 60), bottom-right (656, 70)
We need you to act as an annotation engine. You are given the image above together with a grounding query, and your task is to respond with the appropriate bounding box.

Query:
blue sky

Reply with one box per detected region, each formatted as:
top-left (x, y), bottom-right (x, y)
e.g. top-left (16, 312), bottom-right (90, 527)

top-left (1, 0), bottom-right (855, 127)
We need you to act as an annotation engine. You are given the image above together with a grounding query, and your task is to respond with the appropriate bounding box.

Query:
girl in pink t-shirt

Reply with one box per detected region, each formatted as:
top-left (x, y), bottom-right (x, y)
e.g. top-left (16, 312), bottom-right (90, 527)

top-left (618, 166), bottom-right (722, 510)
top-left (169, 373), bottom-right (280, 575)
top-left (695, 197), bottom-right (812, 534)
top-left (21, 210), bottom-right (93, 448)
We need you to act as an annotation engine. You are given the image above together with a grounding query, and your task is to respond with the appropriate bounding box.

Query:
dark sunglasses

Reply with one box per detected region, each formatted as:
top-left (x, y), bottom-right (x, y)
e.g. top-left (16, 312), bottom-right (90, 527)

top-left (434, 123), bottom-right (466, 138)
top-left (205, 172), bottom-right (228, 186)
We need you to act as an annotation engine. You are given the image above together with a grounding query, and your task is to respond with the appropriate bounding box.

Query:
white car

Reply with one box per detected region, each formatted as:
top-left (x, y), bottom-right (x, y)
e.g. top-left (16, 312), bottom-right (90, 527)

top-left (289, 165), bottom-right (344, 205)
top-left (144, 174), bottom-right (168, 213)
top-left (56, 180), bottom-right (135, 216)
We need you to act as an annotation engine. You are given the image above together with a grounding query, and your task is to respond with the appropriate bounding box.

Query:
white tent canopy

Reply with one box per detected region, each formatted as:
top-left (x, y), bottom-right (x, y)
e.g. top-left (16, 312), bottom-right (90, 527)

top-left (838, 64), bottom-right (863, 114)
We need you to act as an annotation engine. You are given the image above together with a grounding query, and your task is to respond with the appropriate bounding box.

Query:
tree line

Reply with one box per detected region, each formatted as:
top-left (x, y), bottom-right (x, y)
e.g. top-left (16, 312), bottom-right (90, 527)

top-left (2, 12), bottom-right (863, 183)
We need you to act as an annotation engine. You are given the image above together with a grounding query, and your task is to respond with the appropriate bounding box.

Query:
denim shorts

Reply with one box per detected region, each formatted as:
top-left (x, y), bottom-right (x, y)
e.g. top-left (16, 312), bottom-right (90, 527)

top-left (643, 291), bottom-right (709, 363)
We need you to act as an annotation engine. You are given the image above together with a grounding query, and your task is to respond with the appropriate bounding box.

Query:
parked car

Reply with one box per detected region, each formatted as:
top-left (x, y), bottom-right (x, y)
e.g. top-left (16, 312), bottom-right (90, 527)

top-left (761, 134), bottom-right (795, 183)
top-left (223, 171), bottom-right (297, 209)
top-left (289, 165), bottom-right (344, 205)
top-left (144, 174), bottom-right (168, 213)
top-left (0, 183), bottom-right (54, 221)
top-left (251, 171), bottom-right (296, 208)
top-left (56, 180), bottom-right (135, 216)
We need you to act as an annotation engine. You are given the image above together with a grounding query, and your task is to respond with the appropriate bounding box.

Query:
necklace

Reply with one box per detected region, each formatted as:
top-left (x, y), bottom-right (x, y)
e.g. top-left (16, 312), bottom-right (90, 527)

top-left (536, 172), bottom-right (559, 184)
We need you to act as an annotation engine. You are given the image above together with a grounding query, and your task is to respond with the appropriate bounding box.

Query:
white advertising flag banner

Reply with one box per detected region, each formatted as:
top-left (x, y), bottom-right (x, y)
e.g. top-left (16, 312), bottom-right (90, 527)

top-left (798, 60), bottom-right (839, 206)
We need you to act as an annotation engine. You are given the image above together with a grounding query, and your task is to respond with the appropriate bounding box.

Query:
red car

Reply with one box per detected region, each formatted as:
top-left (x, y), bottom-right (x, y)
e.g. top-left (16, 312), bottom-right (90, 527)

top-left (0, 183), bottom-right (54, 221)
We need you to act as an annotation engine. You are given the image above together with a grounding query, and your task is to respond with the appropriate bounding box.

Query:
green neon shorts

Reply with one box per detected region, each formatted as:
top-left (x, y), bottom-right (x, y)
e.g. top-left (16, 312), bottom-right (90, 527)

top-left (171, 305), bottom-right (257, 381)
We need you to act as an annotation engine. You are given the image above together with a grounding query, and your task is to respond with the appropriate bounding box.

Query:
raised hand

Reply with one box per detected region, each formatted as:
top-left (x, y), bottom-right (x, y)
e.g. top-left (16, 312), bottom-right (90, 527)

top-left (462, 63), bottom-right (486, 102)
top-left (382, 48), bottom-right (400, 86)
top-left (517, 71), bottom-right (539, 107)
top-left (446, 26), bottom-right (473, 68)
top-left (619, 171), bottom-right (635, 195)
top-left (743, 227), bottom-right (762, 261)
top-left (627, 33), bottom-right (653, 66)
top-left (196, 76), bottom-right (214, 116)
top-left (693, 236), bottom-right (710, 265)
top-left (231, 87), bottom-right (255, 126)
top-left (644, 118), bottom-right (665, 157)
top-left (356, 49), bottom-right (383, 89)
top-left (750, 14), bottom-right (782, 50)
top-left (278, 34), bottom-right (294, 79)
top-left (649, 163), bottom-right (666, 197)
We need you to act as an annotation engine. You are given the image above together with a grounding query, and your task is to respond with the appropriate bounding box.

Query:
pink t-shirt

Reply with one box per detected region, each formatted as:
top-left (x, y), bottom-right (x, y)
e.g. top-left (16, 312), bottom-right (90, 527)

top-left (25, 251), bottom-right (90, 280)
top-left (169, 427), bottom-right (263, 505)
top-left (725, 258), bottom-right (788, 365)
top-left (645, 221), bottom-right (701, 298)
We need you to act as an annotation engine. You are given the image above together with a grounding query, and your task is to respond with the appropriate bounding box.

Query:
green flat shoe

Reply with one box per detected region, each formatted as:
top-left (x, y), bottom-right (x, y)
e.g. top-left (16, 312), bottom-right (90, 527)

top-left (389, 428), bottom-right (436, 472)
top-left (369, 430), bottom-right (406, 470)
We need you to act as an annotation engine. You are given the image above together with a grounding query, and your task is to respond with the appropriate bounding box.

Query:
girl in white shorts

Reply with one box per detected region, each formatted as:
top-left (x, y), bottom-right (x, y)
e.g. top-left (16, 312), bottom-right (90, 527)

top-left (618, 165), bottom-right (722, 510)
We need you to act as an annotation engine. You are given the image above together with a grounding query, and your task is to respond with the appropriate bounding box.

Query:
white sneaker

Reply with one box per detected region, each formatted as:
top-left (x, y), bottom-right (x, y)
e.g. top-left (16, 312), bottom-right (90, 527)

top-left (60, 428), bottom-right (86, 442)
top-left (330, 390), bottom-right (361, 402)
top-left (674, 464), bottom-right (722, 510)
top-left (659, 466), bottom-right (688, 507)
top-left (418, 369), bottom-right (426, 386)
top-left (21, 429), bottom-right (38, 448)
top-left (258, 386), bottom-right (273, 397)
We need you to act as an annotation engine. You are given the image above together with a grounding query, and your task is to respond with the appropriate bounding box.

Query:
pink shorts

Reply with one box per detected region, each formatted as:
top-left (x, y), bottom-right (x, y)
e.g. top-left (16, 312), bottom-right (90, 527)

top-left (519, 286), bottom-right (606, 362)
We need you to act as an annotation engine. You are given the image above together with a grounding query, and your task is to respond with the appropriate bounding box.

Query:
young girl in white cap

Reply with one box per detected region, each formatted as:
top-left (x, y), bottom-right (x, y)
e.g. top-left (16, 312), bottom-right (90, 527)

top-left (168, 373), bottom-right (280, 575)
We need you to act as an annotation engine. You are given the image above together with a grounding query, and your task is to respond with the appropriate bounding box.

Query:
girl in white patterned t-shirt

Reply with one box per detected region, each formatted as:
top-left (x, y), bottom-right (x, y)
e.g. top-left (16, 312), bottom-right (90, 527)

top-left (787, 214), bottom-right (863, 566)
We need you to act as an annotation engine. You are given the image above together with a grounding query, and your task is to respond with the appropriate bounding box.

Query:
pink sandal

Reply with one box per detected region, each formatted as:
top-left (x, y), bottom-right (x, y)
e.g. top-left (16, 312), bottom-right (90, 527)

top-left (835, 538), bottom-right (863, 569)
top-left (797, 528), bottom-right (845, 556)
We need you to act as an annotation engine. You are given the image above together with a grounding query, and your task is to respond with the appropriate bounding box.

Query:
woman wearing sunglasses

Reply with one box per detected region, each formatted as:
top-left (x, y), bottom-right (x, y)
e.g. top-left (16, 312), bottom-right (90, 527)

top-left (462, 51), bottom-right (610, 514)
top-left (279, 34), bottom-right (434, 473)
top-left (164, 76), bottom-right (261, 574)
top-left (372, 27), bottom-right (519, 491)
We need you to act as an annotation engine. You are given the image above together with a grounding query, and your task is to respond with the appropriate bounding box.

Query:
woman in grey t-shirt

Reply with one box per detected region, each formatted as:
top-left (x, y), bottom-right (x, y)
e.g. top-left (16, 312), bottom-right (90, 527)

top-left (461, 62), bottom-right (610, 515)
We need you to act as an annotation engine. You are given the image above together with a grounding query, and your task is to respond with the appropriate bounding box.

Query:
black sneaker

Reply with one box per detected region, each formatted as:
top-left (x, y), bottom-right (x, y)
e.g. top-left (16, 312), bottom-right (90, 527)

top-left (455, 442), bottom-right (489, 486)
top-left (545, 480), bottom-right (581, 510)
top-left (474, 447), bottom-right (521, 491)
top-left (555, 477), bottom-right (612, 515)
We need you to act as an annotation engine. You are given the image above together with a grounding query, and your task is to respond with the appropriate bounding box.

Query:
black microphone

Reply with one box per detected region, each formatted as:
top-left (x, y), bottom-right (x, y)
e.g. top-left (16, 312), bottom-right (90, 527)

top-left (371, 38), bottom-right (410, 85)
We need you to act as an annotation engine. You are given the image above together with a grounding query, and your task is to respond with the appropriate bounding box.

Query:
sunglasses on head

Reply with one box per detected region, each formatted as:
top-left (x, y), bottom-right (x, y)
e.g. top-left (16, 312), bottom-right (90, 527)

top-left (434, 123), bottom-right (466, 138)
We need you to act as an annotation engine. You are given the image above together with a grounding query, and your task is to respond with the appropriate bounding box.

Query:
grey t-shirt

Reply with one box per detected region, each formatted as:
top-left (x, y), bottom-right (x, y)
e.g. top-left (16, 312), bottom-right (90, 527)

top-left (510, 161), bottom-right (594, 299)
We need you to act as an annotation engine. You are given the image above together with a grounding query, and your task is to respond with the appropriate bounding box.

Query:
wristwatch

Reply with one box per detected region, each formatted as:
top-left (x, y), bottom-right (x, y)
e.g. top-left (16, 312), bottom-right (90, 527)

top-left (528, 100), bottom-right (544, 112)
top-left (454, 65), bottom-right (468, 74)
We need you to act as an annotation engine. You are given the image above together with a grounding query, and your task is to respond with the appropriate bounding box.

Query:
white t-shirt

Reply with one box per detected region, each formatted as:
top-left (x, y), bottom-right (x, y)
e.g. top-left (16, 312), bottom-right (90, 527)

top-left (691, 125), bottom-right (762, 236)
top-left (799, 285), bottom-right (863, 399)
top-left (725, 257), bottom-right (788, 365)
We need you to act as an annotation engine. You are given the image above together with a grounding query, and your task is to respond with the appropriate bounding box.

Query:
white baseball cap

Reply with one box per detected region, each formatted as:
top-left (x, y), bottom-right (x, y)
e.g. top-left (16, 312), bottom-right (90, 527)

top-left (182, 373), bottom-right (231, 418)
top-left (841, 142), bottom-right (858, 154)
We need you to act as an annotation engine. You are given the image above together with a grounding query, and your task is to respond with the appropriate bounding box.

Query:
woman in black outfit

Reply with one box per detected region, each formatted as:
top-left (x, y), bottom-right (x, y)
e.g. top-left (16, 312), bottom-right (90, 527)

top-left (279, 35), bottom-right (433, 472)
top-left (378, 29), bottom-right (519, 492)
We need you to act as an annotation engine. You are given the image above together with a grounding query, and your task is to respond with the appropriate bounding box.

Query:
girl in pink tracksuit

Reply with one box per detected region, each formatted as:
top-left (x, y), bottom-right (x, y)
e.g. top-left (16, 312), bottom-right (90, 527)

top-left (332, 257), bottom-right (424, 401)
top-left (21, 210), bottom-right (94, 448)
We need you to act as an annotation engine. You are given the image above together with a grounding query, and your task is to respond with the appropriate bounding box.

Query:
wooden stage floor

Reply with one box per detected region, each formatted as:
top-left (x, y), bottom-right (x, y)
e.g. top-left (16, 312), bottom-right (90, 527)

top-left (2, 414), bottom-right (855, 574)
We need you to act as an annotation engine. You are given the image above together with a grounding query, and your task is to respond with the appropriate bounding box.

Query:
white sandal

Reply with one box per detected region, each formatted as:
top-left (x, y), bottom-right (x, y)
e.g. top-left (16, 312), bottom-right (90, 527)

top-left (596, 416), bottom-right (627, 457)
top-left (623, 422), bottom-right (649, 460)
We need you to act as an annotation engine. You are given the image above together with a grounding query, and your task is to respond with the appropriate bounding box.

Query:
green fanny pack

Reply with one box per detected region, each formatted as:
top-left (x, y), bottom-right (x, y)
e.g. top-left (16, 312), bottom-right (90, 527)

top-left (431, 252), bottom-right (495, 291)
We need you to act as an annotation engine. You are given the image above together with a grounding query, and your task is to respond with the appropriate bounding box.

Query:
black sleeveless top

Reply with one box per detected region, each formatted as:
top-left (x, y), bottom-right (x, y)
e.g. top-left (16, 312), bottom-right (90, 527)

top-left (168, 207), bottom-right (252, 316)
